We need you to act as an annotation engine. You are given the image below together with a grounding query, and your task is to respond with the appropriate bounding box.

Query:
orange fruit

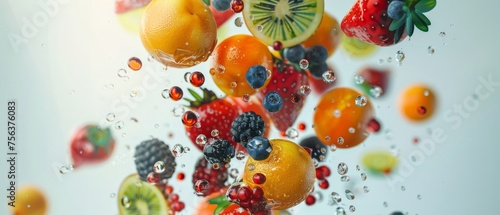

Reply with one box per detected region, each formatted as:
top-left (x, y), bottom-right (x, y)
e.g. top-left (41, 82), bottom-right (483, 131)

top-left (9, 185), bottom-right (48, 215)
top-left (243, 139), bottom-right (315, 210)
top-left (399, 84), bottom-right (436, 121)
top-left (140, 0), bottom-right (217, 68)
top-left (313, 87), bottom-right (375, 148)
top-left (302, 13), bottom-right (342, 57)
top-left (210, 34), bottom-right (273, 97)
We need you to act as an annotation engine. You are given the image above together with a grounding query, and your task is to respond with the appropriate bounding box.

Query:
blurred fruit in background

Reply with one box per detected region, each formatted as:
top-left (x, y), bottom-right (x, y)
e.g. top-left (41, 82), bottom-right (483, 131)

top-left (341, 34), bottom-right (377, 58)
top-left (70, 125), bottom-right (115, 168)
top-left (362, 151), bottom-right (398, 175)
top-left (115, 0), bottom-right (151, 33)
top-left (8, 186), bottom-right (48, 215)
top-left (140, 0), bottom-right (217, 68)
top-left (399, 84), bottom-right (436, 121)
top-left (302, 13), bottom-right (342, 57)
top-left (313, 87), bottom-right (375, 148)
top-left (356, 67), bottom-right (390, 98)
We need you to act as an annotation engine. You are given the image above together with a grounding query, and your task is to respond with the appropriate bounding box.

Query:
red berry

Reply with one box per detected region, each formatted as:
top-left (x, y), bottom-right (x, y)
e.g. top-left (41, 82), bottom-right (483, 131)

top-left (231, 0), bottom-right (244, 13)
top-left (252, 186), bottom-right (264, 200)
top-left (189, 71), bottom-right (205, 87)
top-left (366, 118), bottom-right (381, 133)
top-left (417, 106), bottom-right (427, 115)
top-left (169, 86), bottom-right (183, 101)
top-left (253, 173), bottom-right (266, 184)
top-left (318, 180), bottom-right (329, 189)
top-left (165, 185), bottom-right (174, 195)
top-left (177, 172), bottom-right (185, 181)
top-left (315, 168), bottom-right (325, 180)
top-left (319, 165), bottom-right (331, 177)
top-left (182, 111), bottom-right (198, 127)
top-left (239, 200), bottom-right (250, 208)
top-left (303, 147), bottom-right (312, 156)
top-left (305, 195), bottom-right (316, 205)
top-left (298, 122), bottom-right (306, 131)
top-left (170, 193), bottom-right (179, 202)
top-left (171, 201), bottom-right (185, 211)
top-left (238, 186), bottom-right (252, 202)
top-left (227, 185), bottom-right (240, 201)
top-left (253, 211), bottom-right (270, 215)
top-left (273, 41), bottom-right (283, 51)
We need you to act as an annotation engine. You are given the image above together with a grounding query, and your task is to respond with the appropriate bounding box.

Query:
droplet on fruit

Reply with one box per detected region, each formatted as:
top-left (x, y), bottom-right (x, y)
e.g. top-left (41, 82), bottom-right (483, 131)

top-left (211, 129), bottom-right (220, 137)
top-left (291, 93), bottom-right (301, 103)
top-left (256, 25), bottom-right (263, 32)
top-left (299, 59), bottom-right (309, 70)
top-left (299, 85), bottom-right (312, 96)
top-left (273, 41), bottom-right (283, 50)
top-left (242, 94), bottom-right (250, 102)
top-left (196, 134), bottom-right (207, 145)
top-left (231, 0), bottom-right (244, 13)
top-left (247, 163), bottom-right (255, 171)
top-left (194, 179), bottom-right (210, 196)
top-left (355, 95), bottom-right (367, 107)
top-left (182, 111), bottom-right (198, 127)
top-left (147, 172), bottom-right (161, 184)
top-left (169, 86), bottom-right (184, 101)
top-left (337, 137), bottom-right (344, 145)
top-left (337, 162), bottom-right (348, 175)
top-left (345, 189), bottom-right (355, 200)
top-left (128, 57), bottom-right (142, 71)
top-left (121, 196), bottom-right (131, 208)
top-left (348, 127), bottom-right (355, 133)
top-left (153, 161), bottom-right (166, 173)
top-left (330, 144), bottom-right (337, 152)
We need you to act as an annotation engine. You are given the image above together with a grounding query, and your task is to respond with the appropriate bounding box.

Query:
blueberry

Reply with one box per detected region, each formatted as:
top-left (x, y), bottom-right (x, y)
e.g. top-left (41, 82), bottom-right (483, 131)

top-left (306, 45), bottom-right (328, 64)
top-left (299, 136), bottom-right (328, 162)
top-left (284, 45), bottom-right (306, 63)
top-left (212, 0), bottom-right (231, 12)
top-left (246, 136), bottom-right (272, 160)
top-left (263, 91), bottom-right (283, 112)
top-left (390, 212), bottom-right (404, 215)
top-left (388, 1), bottom-right (405, 20)
top-left (308, 62), bottom-right (328, 79)
top-left (246, 65), bottom-right (267, 89)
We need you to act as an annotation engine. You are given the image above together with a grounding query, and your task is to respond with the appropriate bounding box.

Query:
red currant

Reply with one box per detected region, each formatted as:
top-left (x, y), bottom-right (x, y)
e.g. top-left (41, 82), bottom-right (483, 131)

top-left (319, 165), bottom-right (331, 177)
top-left (273, 41), bottom-right (283, 51)
top-left (305, 194), bottom-right (316, 205)
top-left (252, 186), bottom-right (264, 200)
top-left (315, 168), bottom-right (325, 180)
top-left (253, 173), bottom-right (266, 184)
top-left (318, 180), bottom-right (329, 189)
top-left (237, 186), bottom-right (252, 202)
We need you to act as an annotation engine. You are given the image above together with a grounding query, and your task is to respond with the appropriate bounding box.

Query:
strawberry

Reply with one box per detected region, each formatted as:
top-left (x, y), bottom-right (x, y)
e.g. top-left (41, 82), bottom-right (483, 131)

top-left (115, 0), bottom-right (151, 14)
top-left (256, 60), bottom-right (308, 132)
top-left (341, 0), bottom-right (436, 46)
top-left (306, 64), bottom-right (337, 95)
top-left (209, 3), bottom-right (235, 28)
top-left (357, 67), bottom-right (390, 97)
top-left (70, 125), bottom-right (115, 167)
top-left (184, 88), bottom-right (242, 152)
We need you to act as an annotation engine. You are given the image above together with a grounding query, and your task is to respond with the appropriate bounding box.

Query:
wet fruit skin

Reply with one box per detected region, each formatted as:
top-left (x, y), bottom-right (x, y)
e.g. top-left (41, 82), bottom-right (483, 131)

top-left (399, 84), bottom-right (436, 121)
top-left (9, 186), bottom-right (48, 215)
top-left (243, 139), bottom-right (315, 210)
top-left (210, 34), bottom-right (273, 97)
top-left (313, 87), bottom-right (375, 148)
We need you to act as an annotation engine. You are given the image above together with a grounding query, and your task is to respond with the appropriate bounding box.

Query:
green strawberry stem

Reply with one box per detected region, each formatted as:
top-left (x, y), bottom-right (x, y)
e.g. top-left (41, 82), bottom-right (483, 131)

top-left (208, 195), bottom-right (232, 215)
top-left (86, 126), bottom-right (112, 153)
top-left (183, 87), bottom-right (218, 108)
top-left (389, 0), bottom-right (436, 43)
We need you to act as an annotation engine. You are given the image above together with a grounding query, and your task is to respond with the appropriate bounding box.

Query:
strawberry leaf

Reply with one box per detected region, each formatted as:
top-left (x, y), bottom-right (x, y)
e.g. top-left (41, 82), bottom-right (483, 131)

top-left (389, 13), bottom-right (407, 31)
top-left (406, 15), bottom-right (414, 37)
top-left (214, 201), bottom-right (232, 215)
top-left (411, 11), bottom-right (428, 32)
top-left (415, 12), bottom-right (431, 25)
top-left (188, 89), bottom-right (203, 102)
top-left (208, 195), bottom-right (227, 205)
top-left (415, 0), bottom-right (436, 13)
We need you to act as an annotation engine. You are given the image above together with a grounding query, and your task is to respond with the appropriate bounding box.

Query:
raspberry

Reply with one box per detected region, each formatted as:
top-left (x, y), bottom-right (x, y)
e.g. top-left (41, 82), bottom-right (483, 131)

top-left (203, 139), bottom-right (235, 165)
top-left (192, 156), bottom-right (228, 196)
top-left (230, 111), bottom-right (266, 147)
top-left (134, 138), bottom-right (176, 181)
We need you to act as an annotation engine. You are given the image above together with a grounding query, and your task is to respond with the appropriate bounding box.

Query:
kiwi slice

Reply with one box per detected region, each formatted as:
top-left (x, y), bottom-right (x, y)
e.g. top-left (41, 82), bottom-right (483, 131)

top-left (117, 174), bottom-right (168, 215)
top-left (242, 0), bottom-right (324, 48)
top-left (341, 33), bottom-right (377, 58)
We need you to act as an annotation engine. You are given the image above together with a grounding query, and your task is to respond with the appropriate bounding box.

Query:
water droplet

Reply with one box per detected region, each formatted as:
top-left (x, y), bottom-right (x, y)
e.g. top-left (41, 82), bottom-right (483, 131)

top-left (147, 172), bottom-right (160, 184)
top-left (128, 57), bottom-right (142, 71)
top-left (356, 165), bottom-right (360, 171)
top-left (106, 113), bottom-right (116, 122)
top-left (330, 144), bottom-right (337, 152)
top-left (235, 17), bottom-right (243, 27)
top-left (349, 205), bottom-right (356, 212)
top-left (322, 70), bottom-right (336, 83)
top-left (395, 50), bottom-right (405, 62)
top-left (266, 69), bottom-right (272, 79)
top-left (242, 94), bottom-right (250, 102)
top-left (247, 163), bottom-right (255, 171)
top-left (417, 194), bottom-right (422, 200)
top-left (427, 46), bottom-right (435, 55)
top-left (130, 91), bottom-right (138, 97)
top-left (337, 137), bottom-right (344, 145)
top-left (153, 161), bottom-right (166, 173)
top-left (147, 54), bottom-right (155, 62)
top-left (361, 173), bottom-right (367, 181)
top-left (230, 82), bottom-right (237, 88)
top-left (115, 121), bottom-right (124, 130)
top-left (325, 136), bottom-right (331, 141)
top-left (109, 193), bottom-right (116, 198)
top-left (387, 57), bottom-right (393, 63)
top-left (229, 168), bottom-right (239, 179)
top-left (299, 85), bottom-right (312, 96)
top-left (299, 59), bottom-right (309, 70)
top-left (236, 151), bottom-right (246, 160)
top-left (378, 59), bottom-right (384, 64)
top-left (439, 32), bottom-right (446, 37)
top-left (256, 25), bottom-right (263, 32)
top-left (355, 95), bottom-right (368, 107)
top-left (161, 89), bottom-right (170, 99)
top-left (345, 189), bottom-right (355, 200)
top-left (171, 144), bottom-right (186, 157)
top-left (401, 186), bottom-right (406, 191)
top-left (196, 134), bottom-right (207, 145)
top-left (333, 109), bottom-right (341, 118)
top-left (211, 129), bottom-right (220, 137)
top-left (59, 166), bottom-right (70, 174)
top-left (194, 179), bottom-right (210, 196)
top-left (370, 86), bottom-right (383, 98)
top-left (354, 74), bottom-right (364, 85)
top-left (363, 186), bottom-right (369, 193)
top-left (340, 176), bottom-right (350, 182)
top-left (337, 162), bottom-right (348, 175)
top-left (121, 196), bottom-right (131, 208)
top-left (348, 127), bottom-right (355, 133)
top-left (117, 69), bottom-right (128, 78)
top-left (172, 106), bottom-right (186, 117)
top-left (335, 207), bottom-right (345, 215)
top-left (286, 127), bottom-right (299, 139)
top-left (331, 192), bottom-right (342, 203)
top-left (383, 201), bottom-right (388, 207)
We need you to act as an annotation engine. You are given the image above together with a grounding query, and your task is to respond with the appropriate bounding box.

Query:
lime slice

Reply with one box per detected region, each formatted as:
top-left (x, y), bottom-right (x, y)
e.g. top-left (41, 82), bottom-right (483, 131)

top-left (242, 0), bottom-right (324, 48)
top-left (341, 33), bottom-right (377, 58)
top-left (117, 174), bottom-right (168, 215)
top-left (362, 151), bottom-right (398, 174)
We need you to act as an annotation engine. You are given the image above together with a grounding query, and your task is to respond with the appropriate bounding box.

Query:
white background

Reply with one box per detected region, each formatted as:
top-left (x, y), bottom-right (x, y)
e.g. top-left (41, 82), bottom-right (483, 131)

top-left (1, 0), bottom-right (500, 214)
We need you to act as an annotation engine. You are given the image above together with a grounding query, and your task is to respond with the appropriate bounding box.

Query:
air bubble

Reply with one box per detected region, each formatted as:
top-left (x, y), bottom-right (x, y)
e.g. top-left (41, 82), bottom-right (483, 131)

top-left (395, 50), bottom-right (405, 62)
top-left (235, 17), bottom-right (243, 27)
top-left (286, 127), bottom-right (299, 139)
top-left (337, 162), bottom-right (348, 175)
top-left (345, 189), bottom-right (355, 200)
top-left (117, 69), bottom-right (127, 78)
top-left (106, 113), bottom-right (116, 122)
top-left (299, 59), bottom-right (309, 70)
top-left (354, 74), bottom-right (364, 84)
top-left (171, 144), bottom-right (186, 157)
top-left (154, 161), bottom-right (166, 173)
top-left (322, 70), bottom-right (336, 83)
top-left (196, 134), bottom-right (207, 145)
top-left (370, 86), bottom-right (383, 98)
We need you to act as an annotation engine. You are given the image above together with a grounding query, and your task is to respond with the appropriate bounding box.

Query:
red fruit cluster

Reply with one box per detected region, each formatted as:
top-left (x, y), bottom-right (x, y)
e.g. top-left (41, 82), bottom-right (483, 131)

top-left (227, 184), bottom-right (270, 215)
top-left (316, 165), bottom-right (331, 190)
top-left (163, 185), bottom-right (185, 212)
top-left (192, 157), bottom-right (228, 196)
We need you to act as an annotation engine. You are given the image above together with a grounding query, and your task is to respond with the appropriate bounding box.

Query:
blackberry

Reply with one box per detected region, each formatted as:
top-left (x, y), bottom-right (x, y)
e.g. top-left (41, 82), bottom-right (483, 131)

top-left (230, 111), bottom-right (266, 147)
top-left (134, 138), bottom-right (176, 181)
top-left (192, 156), bottom-right (228, 196)
top-left (203, 139), bottom-right (235, 165)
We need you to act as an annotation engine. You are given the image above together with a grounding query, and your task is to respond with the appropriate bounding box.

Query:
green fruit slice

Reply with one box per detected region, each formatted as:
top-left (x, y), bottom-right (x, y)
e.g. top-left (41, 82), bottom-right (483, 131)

top-left (362, 151), bottom-right (398, 174)
top-left (242, 0), bottom-right (324, 48)
top-left (341, 33), bottom-right (377, 58)
top-left (117, 174), bottom-right (168, 215)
